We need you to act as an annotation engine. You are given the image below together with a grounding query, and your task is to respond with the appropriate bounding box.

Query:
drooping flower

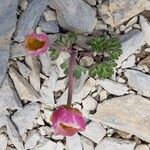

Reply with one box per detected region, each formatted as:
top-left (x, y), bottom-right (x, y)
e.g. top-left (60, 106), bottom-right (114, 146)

top-left (24, 32), bottom-right (49, 57)
top-left (50, 105), bottom-right (85, 136)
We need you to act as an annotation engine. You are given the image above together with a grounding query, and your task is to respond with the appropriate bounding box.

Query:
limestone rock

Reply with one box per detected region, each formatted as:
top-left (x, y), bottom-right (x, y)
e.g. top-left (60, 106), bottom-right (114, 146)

top-left (50, 0), bottom-right (97, 33)
top-left (14, 0), bottom-right (50, 42)
top-left (99, 79), bottom-right (128, 96)
top-left (124, 69), bottom-right (150, 97)
top-left (83, 0), bottom-right (96, 6)
top-left (89, 95), bottom-right (150, 143)
top-left (138, 56), bottom-right (150, 71)
top-left (11, 103), bottom-right (41, 135)
top-left (43, 9), bottom-right (57, 21)
top-left (95, 137), bottom-right (136, 150)
top-left (0, 134), bottom-right (7, 150)
top-left (81, 136), bottom-right (94, 150)
top-left (135, 144), bottom-right (149, 150)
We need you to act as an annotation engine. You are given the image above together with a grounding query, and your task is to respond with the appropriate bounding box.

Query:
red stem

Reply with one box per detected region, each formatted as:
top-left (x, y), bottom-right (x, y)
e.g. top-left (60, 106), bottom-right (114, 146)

top-left (67, 50), bottom-right (77, 107)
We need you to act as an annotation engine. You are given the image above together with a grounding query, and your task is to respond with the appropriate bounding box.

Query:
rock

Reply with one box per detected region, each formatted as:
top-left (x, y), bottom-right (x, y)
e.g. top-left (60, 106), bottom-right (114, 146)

top-left (99, 79), bottom-right (128, 96)
top-left (11, 103), bottom-right (41, 135)
top-left (135, 144), bottom-right (149, 150)
top-left (95, 20), bottom-right (108, 31)
top-left (99, 89), bottom-right (107, 101)
top-left (117, 131), bottom-right (132, 139)
top-left (25, 56), bottom-right (41, 91)
top-left (145, 48), bottom-right (150, 52)
top-left (39, 20), bottom-right (59, 33)
top-left (50, 0), bottom-right (97, 33)
top-left (140, 15), bottom-right (150, 46)
top-left (43, 9), bottom-right (57, 21)
top-left (9, 67), bottom-right (40, 101)
top-left (57, 77), bottom-right (95, 105)
top-left (6, 117), bottom-right (24, 150)
top-left (80, 56), bottom-right (94, 67)
top-left (66, 134), bottom-right (82, 150)
top-left (126, 16), bottom-right (138, 28)
top-left (33, 139), bottom-right (56, 150)
top-left (83, 0), bottom-right (96, 6)
top-left (95, 137), bottom-right (136, 150)
top-left (138, 56), bottom-right (150, 71)
top-left (10, 43), bottom-right (27, 58)
top-left (124, 69), bottom-right (150, 97)
top-left (56, 141), bottom-right (65, 150)
top-left (19, 0), bottom-right (28, 10)
top-left (40, 65), bottom-right (59, 107)
top-left (55, 78), bottom-right (68, 91)
top-left (98, 0), bottom-right (144, 27)
top-left (80, 121), bottom-right (106, 143)
top-left (0, 7), bottom-right (18, 87)
top-left (16, 61), bottom-right (31, 79)
top-left (124, 26), bottom-right (133, 33)
top-left (117, 30), bottom-right (145, 67)
top-left (0, 75), bottom-right (22, 112)
top-left (14, 0), bottom-right (50, 42)
top-left (82, 96), bottom-right (97, 111)
top-left (81, 136), bottom-right (94, 150)
top-left (25, 130), bottom-right (41, 149)
top-left (0, 134), bottom-right (7, 150)
top-left (89, 94), bottom-right (150, 143)
top-left (42, 108), bottom-right (53, 123)
top-left (121, 55), bottom-right (135, 68)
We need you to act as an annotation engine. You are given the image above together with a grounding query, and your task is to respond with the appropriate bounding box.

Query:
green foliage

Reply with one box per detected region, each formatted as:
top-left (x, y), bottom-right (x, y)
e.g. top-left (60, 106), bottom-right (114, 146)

top-left (50, 48), bottom-right (59, 60)
top-left (88, 36), bottom-right (122, 78)
top-left (73, 65), bottom-right (86, 79)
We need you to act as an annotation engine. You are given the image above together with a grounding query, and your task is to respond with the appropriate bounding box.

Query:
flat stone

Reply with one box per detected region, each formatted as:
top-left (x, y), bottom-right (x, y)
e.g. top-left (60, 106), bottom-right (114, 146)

top-left (40, 65), bottom-right (59, 107)
top-left (0, 75), bottom-right (22, 112)
top-left (89, 95), bottom-right (150, 143)
top-left (25, 129), bottom-right (41, 149)
top-left (138, 56), bottom-right (150, 71)
top-left (56, 141), bottom-right (65, 150)
top-left (39, 20), bottom-right (59, 33)
top-left (43, 9), bottom-right (57, 21)
top-left (9, 67), bottom-right (40, 101)
top-left (66, 134), bottom-right (82, 150)
top-left (0, 0), bottom-right (18, 86)
top-left (117, 30), bottom-right (145, 67)
top-left (81, 136), bottom-right (94, 150)
top-left (11, 103), bottom-right (41, 135)
top-left (95, 20), bottom-right (108, 31)
top-left (126, 16), bottom-right (138, 28)
top-left (95, 137), bottom-right (136, 150)
top-left (50, 0), bottom-right (97, 33)
top-left (83, 0), bottom-right (96, 6)
top-left (14, 0), bottom-right (50, 42)
top-left (99, 79), bottom-right (128, 96)
top-left (80, 121), bottom-right (106, 143)
top-left (124, 69), bottom-right (150, 97)
top-left (140, 15), bottom-right (150, 46)
top-left (25, 56), bottom-right (41, 91)
top-left (0, 134), bottom-right (7, 150)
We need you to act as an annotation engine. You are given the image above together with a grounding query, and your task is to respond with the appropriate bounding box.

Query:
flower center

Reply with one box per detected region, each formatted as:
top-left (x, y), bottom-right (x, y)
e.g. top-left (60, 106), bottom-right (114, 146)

top-left (26, 37), bottom-right (45, 51)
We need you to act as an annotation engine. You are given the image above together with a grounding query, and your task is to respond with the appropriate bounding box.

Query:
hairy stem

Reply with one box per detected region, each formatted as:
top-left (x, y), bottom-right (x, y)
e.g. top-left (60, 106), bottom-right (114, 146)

top-left (67, 50), bottom-right (77, 107)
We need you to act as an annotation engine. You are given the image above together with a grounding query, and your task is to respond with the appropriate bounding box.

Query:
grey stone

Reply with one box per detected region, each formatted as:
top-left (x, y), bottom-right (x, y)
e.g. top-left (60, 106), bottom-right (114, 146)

top-left (89, 95), bottom-right (150, 143)
top-left (0, 0), bottom-right (18, 86)
top-left (95, 137), bottom-right (136, 150)
top-left (0, 134), bottom-right (7, 150)
top-left (11, 103), bottom-right (41, 135)
top-left (81, 136), bottom-right (94, 150)
top-left (124, 69), bottom-right (150, 97)
top-left (39, 20), bottom-right (59, 33)
top-left (117, 30), bottom-right (145, 67)
top-left (14, 0), bottom-right (50, 42)
top-left (50, 0), bottom-right (97, 33)
top-left (99, 79), bottom-right (128, 96)
top-left (0, 75), bottom-right (22, 112)
top-left (83, 0), bottom-right (96, 6)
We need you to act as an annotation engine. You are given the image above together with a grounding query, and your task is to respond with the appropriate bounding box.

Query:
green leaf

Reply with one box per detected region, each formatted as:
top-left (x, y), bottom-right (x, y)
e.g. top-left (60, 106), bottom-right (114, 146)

top-left (73, 66), bottom-right (82, 79)
top-left (50, 48), bottom-right (59, 60)
top-left (60, 62), bottom-right (68, 69)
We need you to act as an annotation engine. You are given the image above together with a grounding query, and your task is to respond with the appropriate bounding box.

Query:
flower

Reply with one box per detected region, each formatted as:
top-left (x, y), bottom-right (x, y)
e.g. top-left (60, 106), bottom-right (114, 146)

top-left (50, 105), bottom-right (85, 136)
top-left (24, 32), bottom-right (49, 57)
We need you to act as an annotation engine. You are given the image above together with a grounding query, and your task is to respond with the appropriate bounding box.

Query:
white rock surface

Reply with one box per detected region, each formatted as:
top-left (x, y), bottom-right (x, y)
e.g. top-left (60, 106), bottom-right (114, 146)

top-left (95, 137), bottom-right (136, 150)
top-left (124, 69), bottom-right (150, 97)
top-left (56, 141), bottom-right (65, 150)
top-left (140, 15), bottom-right (150, 45)
top-left (81, 136), bottom-right (94, 150)
top-left (0, 134), bottom-right (7, 150)
top-left (117, 30), bottom-right (145, 67)
top-left (135, 144), bottom-right (149, 150)
top-left (80, 121), bottom-right (106, 143)
top-left (83, 0), bottom-right (96, 6)
top-left (43, 9), bottom-right (57, 21)
top-left (11, 103), bottom-right (41, 135)
top-left (99, 79), bottom-right (128, 96)
top-left (89, 94), bottom-right (150, 143)
top-left (25, 130), bottom-right (41, 149)
top-left (66, 134), bottom-right (82, 150)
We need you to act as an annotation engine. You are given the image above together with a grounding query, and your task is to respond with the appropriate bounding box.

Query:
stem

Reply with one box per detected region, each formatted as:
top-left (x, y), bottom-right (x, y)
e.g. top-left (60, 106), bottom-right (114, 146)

top-left (67, 50), bottom-right (77, 107)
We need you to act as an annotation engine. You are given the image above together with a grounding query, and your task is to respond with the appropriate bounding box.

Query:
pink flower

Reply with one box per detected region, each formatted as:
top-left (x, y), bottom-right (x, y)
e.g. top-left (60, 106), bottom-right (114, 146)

top-left (50, 105), bottom-right (85, 136)
top-left (24, 33), bottom-right (49, 57)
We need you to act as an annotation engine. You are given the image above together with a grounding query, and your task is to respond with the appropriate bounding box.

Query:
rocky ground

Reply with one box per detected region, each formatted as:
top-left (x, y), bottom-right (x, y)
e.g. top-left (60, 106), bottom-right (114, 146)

top-left (0, 0), bottom-right (150, 150)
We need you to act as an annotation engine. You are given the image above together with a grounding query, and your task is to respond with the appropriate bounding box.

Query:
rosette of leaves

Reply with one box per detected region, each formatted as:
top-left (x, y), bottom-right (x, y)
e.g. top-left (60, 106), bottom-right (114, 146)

top-left (87, 36), bottom-right (122, 78)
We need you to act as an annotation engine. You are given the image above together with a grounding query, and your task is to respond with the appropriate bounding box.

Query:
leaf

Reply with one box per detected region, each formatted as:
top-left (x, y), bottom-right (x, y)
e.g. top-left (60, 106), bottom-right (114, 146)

top-left (60, 62), bottom-right (68, 69)
top-left (73, 66), bottom-right (82, 79)
top-left (50, 48), bottom-right (59, 60)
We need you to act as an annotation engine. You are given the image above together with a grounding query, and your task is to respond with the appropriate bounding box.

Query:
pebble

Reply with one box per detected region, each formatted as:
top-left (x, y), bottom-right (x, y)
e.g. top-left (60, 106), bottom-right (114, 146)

top-left (0, 134), bottom-right (8, 150)
top-left (80, 121), bottom-right (106, 143)
top-left (80, 56), bottom-right (94, 67)
top-left (135, 144), bottom-right (149, 150)
top-left (81, 136), bottom-right (94, 150)
top-left (120, 25), bottom-right (126, 32)
top-left (56, 141), bottom-right (65, 150)
top-left (43, 9), bottom-right (57, 21)
top-left (124, 26), bottom-right (133, 33)
top-left (133, 24), bottom-right (141, 29)
top-left (19, 0), bottom-right (28, 10)
top-left (126, 16), bottom-right (138, 28)
top-left (95, 20), bottom-right (108, 30)
top-left (145, 48), bottom-right (150, 52)
top-left (99, 89), bottom-right (107, 101)
top-left (83, 0), bottom-right (96, 6)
